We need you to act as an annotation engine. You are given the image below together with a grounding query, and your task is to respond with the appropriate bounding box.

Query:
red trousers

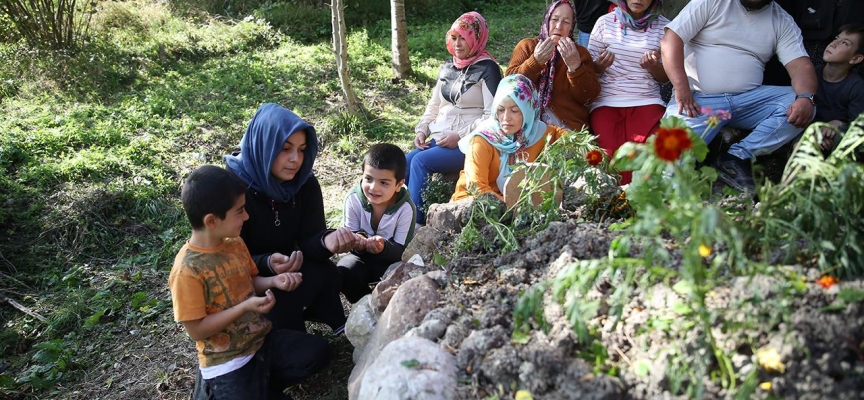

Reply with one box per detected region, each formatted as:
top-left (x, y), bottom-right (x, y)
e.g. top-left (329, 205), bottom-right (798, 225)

top-left (589, 105), bottom-right (664, 184)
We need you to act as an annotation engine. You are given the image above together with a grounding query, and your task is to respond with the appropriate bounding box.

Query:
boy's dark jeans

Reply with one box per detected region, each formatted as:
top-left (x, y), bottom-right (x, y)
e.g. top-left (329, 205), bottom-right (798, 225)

top-left (193, 329), bottom-right (330, 400)
top-left (337, 253), bottom-right (393, 303)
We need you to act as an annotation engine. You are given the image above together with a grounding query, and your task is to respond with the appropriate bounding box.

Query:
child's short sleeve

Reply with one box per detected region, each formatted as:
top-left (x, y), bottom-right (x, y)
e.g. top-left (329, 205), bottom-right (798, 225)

top-left (168, 267), bottom-right (207, 322)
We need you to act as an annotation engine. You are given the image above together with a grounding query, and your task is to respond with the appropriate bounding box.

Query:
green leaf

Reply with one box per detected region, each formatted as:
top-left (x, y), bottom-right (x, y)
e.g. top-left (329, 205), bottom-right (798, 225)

top-left (838, 288), bottom-right (864, 303)
top-left (84, 310), bottom-right (105, 328)
top-left (0, 374), bottom-right (16, 388)
top-left (634, 359), bottom-right (651, 377)
top-left (672, 280), bottom-right (693, 296)
top-left (820, 304), bottom-right (847, 312)
top-left (820, 241), bottom-right (836, 251)
top-left (400, 359), bottom-right (420, 368)
top-left (672, 300), bottom-right (692, 315)
top-left (433, 252), bottom-right (449, 266)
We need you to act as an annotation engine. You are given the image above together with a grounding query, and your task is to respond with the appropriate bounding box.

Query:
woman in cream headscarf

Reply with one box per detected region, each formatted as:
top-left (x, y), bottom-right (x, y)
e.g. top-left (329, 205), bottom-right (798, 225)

top-left (405, 11), bottom-right (502, 224)
top-left (451, 74), bottom-right (570, 201)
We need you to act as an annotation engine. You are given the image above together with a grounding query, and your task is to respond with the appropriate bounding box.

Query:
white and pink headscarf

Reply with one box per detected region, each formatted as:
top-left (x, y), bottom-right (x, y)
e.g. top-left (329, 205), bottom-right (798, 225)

top-left (445, 11), bottom-right (496, 69)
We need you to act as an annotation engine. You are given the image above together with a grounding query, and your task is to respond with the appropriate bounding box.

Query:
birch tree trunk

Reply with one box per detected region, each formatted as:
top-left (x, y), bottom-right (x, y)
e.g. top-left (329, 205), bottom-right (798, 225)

top-left (331, 0), bottom-right (361, 113)
top-left (390, 0), bottom-right (412, 79)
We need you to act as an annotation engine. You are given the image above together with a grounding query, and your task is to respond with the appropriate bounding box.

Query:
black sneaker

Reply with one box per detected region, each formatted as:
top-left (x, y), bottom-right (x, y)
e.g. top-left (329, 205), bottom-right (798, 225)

top-left (716, 153), bottom-right (756, 193)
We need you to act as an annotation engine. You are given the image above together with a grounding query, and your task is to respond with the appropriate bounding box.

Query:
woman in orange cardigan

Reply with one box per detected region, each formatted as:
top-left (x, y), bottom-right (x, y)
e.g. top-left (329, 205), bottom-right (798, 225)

top-left (506, 0), bottom-right (600, 131)
top-left (451, 74), bottom-right (569, 201)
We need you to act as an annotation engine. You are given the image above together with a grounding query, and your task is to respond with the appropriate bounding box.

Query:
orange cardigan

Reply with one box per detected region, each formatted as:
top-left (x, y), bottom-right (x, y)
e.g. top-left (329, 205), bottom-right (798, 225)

top-left (506, 38), bottom-right (600, 131)
top-left (451, 125), bottom-right (568, 201)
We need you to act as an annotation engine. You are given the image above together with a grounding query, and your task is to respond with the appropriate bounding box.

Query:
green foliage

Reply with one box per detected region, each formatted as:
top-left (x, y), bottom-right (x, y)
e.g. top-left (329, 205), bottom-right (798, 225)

top-left (515, 115), bottom-right (808, 397)
top-left (754, 116), bottom-right (864, 278)
top-left (17, 339), bottom-right (73, 389)
top-left (419, 173), bottom-right (457, 216)
top-left (254, 1), bottom-right (330, 43)
top-left (0, 0), bottom-right (97, 50)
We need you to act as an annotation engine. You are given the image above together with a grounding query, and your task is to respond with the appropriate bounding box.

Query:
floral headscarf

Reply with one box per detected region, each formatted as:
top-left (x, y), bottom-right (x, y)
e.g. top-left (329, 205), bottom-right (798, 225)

top-left (446, 11), bottom-right (496, 69)
top-left (537, 0), bottom-right (577, 119)
top-left (458, 74), bottom-right (547, 192)
top-left (224, 103), bottom-right (318, 203)
top-left (613, 0), bottom-right (662, 34)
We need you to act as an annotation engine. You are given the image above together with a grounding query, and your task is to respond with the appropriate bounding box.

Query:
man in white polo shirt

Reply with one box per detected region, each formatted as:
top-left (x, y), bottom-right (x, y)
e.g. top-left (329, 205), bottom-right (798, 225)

top-left (661, 0), bottom-right (817, 193)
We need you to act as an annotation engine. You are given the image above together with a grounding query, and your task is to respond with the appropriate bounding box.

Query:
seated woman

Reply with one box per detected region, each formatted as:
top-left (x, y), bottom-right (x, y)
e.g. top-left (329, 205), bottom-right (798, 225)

top-left (405, 11), bottom-right (502, 224)
top-left (451, 74), bottom-right (570, 201)
top-left (506, 0), bottom-right (600, 131)
top-left (588, 0), bottom-right (668, 184)
top-left (225, 103), bottom-right (363, 333)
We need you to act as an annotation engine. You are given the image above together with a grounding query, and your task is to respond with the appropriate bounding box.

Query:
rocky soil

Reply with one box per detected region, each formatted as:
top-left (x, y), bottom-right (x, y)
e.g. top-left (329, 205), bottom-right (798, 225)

top-left (347, 196), bottom-right (864, 399)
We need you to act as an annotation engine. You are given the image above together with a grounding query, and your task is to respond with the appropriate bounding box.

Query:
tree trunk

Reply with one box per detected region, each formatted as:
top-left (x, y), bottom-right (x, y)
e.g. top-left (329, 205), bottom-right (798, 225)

top-left (331, 0), bottom-right (361, 113)
top-left (390, 0), bottom-right (412, 79)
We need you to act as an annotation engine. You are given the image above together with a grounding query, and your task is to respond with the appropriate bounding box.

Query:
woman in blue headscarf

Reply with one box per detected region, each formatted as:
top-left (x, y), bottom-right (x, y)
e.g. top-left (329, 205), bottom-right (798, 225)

top-left (451, 74), bottom-right (570, 201)
top-left (225, 103), bottom-right (360, 333)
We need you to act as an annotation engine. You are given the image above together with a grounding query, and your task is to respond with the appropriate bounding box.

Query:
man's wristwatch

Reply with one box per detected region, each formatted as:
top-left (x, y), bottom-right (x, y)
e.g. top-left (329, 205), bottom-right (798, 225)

top-left (795, 93), bottom-right (815, 106)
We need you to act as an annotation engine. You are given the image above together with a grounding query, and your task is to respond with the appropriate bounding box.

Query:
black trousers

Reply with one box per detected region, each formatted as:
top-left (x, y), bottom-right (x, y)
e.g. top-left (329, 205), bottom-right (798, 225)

top-left (337, 253), bottom-right (393, 303)
top-left (266, 259), bottom-right (346, 331)
top-left (193, 329), bottom-right (331, 400)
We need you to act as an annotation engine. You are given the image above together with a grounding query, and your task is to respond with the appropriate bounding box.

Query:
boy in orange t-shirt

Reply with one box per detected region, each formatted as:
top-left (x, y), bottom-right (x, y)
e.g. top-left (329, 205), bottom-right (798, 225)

top-left (169, 165), bottom-right (330, 400)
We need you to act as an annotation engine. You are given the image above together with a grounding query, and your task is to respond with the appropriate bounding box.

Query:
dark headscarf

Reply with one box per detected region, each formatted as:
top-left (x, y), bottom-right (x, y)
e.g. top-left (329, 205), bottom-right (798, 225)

top-left (224, 103), bottom-right (318, 203)
top-left (537, 0), bottom-right (577, 119)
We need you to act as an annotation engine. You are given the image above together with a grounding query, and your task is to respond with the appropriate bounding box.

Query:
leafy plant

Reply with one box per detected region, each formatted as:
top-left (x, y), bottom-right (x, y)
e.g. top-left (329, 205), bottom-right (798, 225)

top-left (0, 0), bottom-right (97, 49)
top-left (419, 173), bottom-right (457, 216)
top-left (515, 115), bottom-right (777, 397)
top-left (754, 116), bottom-right (864, 277)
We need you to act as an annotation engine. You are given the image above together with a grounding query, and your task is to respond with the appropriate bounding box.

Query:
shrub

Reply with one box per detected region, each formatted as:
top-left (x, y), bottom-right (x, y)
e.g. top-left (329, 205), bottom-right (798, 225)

top-left (0, 0), bottom-right (97, 49)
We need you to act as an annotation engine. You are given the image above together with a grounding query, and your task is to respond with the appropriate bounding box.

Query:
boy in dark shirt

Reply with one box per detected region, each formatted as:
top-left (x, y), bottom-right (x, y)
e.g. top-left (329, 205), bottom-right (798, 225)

top-left (815, 24), bottom-right (864, 154)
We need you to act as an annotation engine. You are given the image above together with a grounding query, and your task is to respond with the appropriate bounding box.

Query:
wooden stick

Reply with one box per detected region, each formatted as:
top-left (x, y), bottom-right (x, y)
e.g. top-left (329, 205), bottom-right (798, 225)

top-left (0, 292), bottom-right (47, 322)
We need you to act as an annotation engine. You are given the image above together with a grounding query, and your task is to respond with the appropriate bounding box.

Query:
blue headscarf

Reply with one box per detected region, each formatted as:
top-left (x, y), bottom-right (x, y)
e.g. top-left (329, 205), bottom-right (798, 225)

top-left (459, 74), bottom-right (547, 192)
top-left (224, 103), bottom-right (318, 203)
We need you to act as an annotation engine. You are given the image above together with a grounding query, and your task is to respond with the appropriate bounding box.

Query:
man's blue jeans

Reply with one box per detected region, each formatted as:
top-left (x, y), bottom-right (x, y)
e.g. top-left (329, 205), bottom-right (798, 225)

top-left (578, 30), bottom-right (591, 47)
top-left (405, 140), bottom-right (465, 224)
top-left (665, 85), bottom-right (805, 160)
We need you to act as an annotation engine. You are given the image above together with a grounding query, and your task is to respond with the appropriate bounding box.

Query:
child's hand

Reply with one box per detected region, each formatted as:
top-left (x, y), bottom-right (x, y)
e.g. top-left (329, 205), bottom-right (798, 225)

top-left (245, 289), bottom-right (276, 314)
top-left (353, 236), bottom-right (368, 252)
top-left (270, 251), bottom-right (303, 274)
top-left (364, 236), bottom-right (385, 254)
top-left (271, 272), bottom-right (303, 292)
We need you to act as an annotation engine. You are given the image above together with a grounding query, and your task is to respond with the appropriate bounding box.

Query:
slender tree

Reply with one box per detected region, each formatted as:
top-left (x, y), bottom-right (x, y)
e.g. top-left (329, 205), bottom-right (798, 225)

top-left (331, 0), bottom-right (361, 113)
top-left (390, 0), bottom-right (412, 79)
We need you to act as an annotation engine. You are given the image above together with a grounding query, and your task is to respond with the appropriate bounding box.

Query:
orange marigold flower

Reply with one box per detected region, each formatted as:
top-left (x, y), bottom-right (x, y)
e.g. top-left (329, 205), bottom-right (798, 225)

top-left (654, 127), bottom-right (693, 162)
top-left (817, 275), bottom-right (838, 289)
top-left (586, 150), bottom-right (603, 166)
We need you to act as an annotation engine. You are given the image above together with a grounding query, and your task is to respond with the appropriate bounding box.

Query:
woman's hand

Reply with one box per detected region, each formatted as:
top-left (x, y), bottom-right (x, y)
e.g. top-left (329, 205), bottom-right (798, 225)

top-left (269, 251), bottom-right (303, 274)
top-left (414, 132), bottom-right (430, 150)
top-left (594, 49), bottom-right (615, 74)
top-left (639, 50), bottom-right (660, 69)
top-left (557, 37), bottom-right (581, 72)
top-left (533, 37), bottom-right (556, 65)
top-left (324, 227), bottom-right (362, 254)
top-left (436, 131), bottom-right (460, 149)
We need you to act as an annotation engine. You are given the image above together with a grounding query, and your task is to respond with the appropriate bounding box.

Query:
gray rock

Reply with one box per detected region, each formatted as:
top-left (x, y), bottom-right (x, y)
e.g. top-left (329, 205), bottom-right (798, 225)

top-left (426, 198), bottom-right (473, 233)
top-left (348, 275), bottom-right (441, 400)
top-left (357, 336), bottom-right (457, 400)
top-left (370, 261), bottom-right (429, 312)
top-left (402, 225), bottom-right (450, 263)
top-left (345, 294), bottom-right (378, 361)
top-left (406, 319), bottom-right (448, 342)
